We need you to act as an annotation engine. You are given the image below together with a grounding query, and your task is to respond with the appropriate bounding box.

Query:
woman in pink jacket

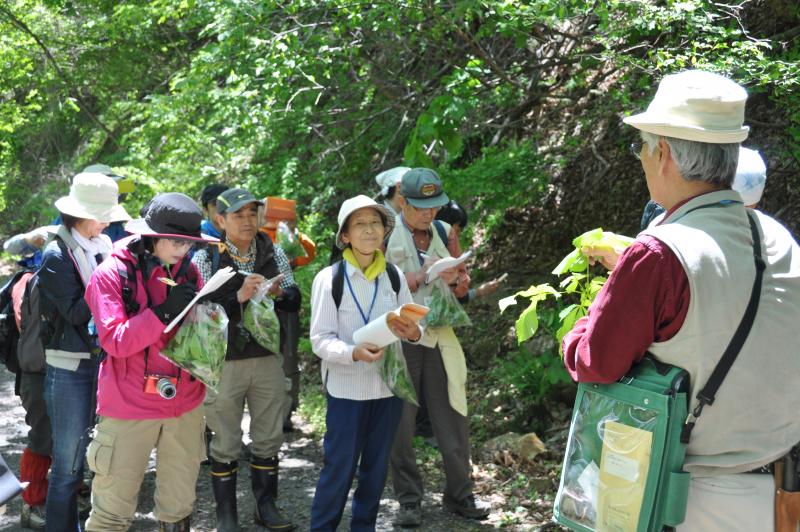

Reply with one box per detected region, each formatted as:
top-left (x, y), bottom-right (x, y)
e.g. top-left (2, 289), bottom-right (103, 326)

top-left (83, 193), bottom-right (218, 532)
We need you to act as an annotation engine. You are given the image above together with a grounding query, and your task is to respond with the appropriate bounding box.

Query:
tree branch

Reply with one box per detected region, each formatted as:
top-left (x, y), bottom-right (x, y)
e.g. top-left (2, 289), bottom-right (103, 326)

top-left (0, 4), bottom-right (117, 142)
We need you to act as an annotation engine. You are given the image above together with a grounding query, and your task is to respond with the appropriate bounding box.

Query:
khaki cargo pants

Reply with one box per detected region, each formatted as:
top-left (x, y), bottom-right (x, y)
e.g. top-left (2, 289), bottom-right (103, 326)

top-left (206, 355), bottom-right (287, 463)
top-left (84, 405), bottom-right (205, 531)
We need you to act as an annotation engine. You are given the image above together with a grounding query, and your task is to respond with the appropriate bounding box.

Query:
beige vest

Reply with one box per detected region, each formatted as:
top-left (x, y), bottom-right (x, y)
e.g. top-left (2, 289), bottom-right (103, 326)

top-left (642, 190), bottom-right (800, 476)
top-left (386, 217), bottom-right (468, 416)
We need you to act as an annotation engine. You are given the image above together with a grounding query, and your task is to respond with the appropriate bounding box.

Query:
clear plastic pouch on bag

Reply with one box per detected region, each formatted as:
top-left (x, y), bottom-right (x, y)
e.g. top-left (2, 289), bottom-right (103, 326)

top-left (161, 302), bottom-right (229, 392)
top-left (554, 357), bottom-right (690, 532)
top-left (424, 277), bottom-right (471, 328)
top-left (276, 221), bottom-right (307, 260)
top-left (242, 282), bottom-right (281, 354)
top-left (377, 342), bottom-right (418, 405)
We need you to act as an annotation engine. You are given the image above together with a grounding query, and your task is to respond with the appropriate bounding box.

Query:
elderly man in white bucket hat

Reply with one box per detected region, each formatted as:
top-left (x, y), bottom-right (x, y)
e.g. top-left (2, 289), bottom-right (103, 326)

top-left (562, 70), bottom-right (800, 530)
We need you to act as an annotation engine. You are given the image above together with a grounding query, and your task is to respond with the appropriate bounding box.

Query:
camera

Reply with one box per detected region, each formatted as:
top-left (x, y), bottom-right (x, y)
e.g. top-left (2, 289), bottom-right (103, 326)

top-left (144, 375), bottom-right (178, 399)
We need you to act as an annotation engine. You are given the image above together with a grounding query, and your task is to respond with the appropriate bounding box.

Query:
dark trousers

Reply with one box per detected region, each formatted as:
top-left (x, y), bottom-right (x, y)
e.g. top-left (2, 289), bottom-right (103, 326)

top-left (310, 394), bottom-right (403, 532)
top-left (390, 343), bottom-right (473, 504)
top-left (277, 310), bottom-right (300, 413)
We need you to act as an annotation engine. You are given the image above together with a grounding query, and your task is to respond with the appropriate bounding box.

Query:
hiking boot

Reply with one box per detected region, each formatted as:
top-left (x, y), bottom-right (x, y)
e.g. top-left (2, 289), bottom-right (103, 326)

top-left (20, 504), bottom-right (46, 530)
top-left (251, 455), bottom-right (295, 531)
top-left (211, 459), bottom-right (239, 532)
top-left (395, 502), bottom-right (422, 527)
top-left (443, 494), bottom-right (491, 519)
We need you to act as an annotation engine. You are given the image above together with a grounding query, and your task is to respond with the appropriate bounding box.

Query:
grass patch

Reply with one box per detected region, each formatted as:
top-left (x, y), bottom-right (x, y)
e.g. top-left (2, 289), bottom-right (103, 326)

top-left (297, 386), bottom-right (327, 437)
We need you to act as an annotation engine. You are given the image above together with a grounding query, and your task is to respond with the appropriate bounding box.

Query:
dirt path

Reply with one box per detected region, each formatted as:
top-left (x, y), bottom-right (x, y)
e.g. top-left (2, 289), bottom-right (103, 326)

top-left (0, 365), bottom-right (527, 531)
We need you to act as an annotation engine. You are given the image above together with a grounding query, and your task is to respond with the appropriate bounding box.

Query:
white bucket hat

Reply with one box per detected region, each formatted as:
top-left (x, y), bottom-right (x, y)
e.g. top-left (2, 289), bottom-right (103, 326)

top-left (623, 70), bottom-right (749, 143)
top-left (733, 147), bottom-right (767, 205)
top-left (335, 195), bottom-right (395, 249)
top-left (375, 166), bottom-right (411, 196)
top-left (54, 172), bottom-right (131, 223)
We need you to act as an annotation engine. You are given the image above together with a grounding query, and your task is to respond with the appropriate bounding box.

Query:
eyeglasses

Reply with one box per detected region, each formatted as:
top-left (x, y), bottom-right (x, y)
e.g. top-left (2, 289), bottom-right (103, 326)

top-left (166, 238), bottom-right (194, 250)
top-left (630, 142), bottom-right (643, 161)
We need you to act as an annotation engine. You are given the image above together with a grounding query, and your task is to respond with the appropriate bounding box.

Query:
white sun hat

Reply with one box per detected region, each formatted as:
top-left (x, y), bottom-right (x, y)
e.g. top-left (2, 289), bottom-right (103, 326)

top-left (54, 172), bottom-right (131, 223)
top-left (733, 147), bottom-right (767, 206)
top-left (374, 166), bottom-right (411, 196)
top-left (335, 195), bottom-right (395, 249)
top-left (623, 70), bottom-right (749, 144)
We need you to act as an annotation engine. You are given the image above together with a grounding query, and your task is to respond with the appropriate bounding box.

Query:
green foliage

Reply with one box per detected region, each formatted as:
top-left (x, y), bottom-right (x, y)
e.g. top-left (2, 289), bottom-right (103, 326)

top-left (500, 228), bottom-right (632, 348)
top-left (2, 0), bottom-right (799, 240)
top-left (297, 386), bottom-right (326, 437)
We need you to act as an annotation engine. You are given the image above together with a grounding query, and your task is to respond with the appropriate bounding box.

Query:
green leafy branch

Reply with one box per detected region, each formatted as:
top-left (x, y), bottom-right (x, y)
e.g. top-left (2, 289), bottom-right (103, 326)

top-left (499, 228), bottom-right (633, 349)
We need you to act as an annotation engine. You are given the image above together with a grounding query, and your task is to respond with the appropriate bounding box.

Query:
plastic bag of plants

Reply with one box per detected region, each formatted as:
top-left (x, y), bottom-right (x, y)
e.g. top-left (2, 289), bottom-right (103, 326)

top-left (276, 221), bottom-right (307, 261)
top-left (161, 302), bottom-right (228, 392)
top-left (242, 282), bottom-right (281, 354)
top-left (424, 277), bottom-right (472, 328)
top-left (377, 342), bottom-right (418, 406)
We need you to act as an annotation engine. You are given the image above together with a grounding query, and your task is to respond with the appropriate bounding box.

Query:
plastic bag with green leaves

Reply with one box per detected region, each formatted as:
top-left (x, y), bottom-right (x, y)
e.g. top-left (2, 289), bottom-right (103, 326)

top-left (377, 342), bottom-right (418, 405)
top-left (242, 282), bottom-right (281, 354)
top-left (424, 277), bottom-right (471, 328)
top-left (161, 302), bottom-right (228, 392)
top-left (276, 221), bottom-right (307, 261)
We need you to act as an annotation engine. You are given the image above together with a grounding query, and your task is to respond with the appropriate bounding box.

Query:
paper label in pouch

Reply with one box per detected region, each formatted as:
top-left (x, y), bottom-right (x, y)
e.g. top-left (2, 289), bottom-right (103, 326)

top-left (597, 420), bottom-right (653, 531)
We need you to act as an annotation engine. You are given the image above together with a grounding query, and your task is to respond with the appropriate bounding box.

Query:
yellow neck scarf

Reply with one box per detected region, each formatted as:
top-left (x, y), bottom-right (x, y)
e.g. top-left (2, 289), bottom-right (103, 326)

top-left (343, 248), bottom-right (386, 281)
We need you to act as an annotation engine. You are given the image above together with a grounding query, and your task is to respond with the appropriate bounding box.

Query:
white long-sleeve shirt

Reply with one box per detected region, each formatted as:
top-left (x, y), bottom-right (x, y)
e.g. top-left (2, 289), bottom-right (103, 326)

top-left (310, 261), bottom-right (416, 400)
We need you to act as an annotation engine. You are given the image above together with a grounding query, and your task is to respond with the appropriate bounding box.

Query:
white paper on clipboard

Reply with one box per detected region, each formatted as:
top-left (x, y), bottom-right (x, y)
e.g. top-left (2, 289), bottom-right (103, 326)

top-left (424, 250), bottom-right (472, 284)
top-left (163, 266), bottom-right (237, 333)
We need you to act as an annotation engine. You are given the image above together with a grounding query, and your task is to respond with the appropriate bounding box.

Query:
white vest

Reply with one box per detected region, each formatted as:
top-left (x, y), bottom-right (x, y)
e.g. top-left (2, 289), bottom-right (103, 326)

top-left (385, 217), bottom-right (469, 417)
top-left (642, 190), bottom-right (800, 475)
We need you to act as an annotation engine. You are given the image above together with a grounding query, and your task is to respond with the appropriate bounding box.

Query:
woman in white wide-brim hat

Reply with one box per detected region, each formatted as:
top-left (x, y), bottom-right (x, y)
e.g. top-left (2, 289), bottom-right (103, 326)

top-left (38, 172), bottom-right (130, 531)
top-left (309, 195), bottom-right (422, 531)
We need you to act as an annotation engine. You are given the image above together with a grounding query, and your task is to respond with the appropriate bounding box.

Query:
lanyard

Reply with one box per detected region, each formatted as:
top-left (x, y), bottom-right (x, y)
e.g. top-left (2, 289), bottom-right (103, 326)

top-left (344, 264), bottom-right (379, 325)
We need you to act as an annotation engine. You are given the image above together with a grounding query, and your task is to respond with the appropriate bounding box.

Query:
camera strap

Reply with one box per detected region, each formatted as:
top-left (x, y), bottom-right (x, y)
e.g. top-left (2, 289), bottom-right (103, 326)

top-left (680, 210), bottom-right (764, 444)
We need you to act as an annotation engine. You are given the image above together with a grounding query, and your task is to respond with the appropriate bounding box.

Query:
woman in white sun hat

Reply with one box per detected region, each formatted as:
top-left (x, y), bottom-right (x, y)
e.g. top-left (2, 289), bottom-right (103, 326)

top-left (83, 192), bottom-right (218, 532)
top-left (38, 172), bottom-right (130, 532)
top-left (309, 195), bottom-right (422, 531)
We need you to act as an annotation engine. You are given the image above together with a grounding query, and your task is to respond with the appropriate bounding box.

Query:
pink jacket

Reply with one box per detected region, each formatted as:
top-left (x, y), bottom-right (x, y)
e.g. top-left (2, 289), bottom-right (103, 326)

top-left (85, 236), bottom-right (205, 419)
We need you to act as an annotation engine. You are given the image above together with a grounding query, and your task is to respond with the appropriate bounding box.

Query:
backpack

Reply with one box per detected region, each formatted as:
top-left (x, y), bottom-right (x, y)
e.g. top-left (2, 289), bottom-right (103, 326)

top-left (17, 271), bottom-right (46, 373)
top-left (0, 270), bottom-right (31, 374)
top-left (331, 259), bottom-right (401, 309)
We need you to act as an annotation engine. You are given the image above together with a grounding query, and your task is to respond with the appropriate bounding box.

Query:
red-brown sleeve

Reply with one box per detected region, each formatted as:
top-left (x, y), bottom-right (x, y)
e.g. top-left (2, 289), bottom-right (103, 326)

top-left (562, 236), bottom-right (690, 383)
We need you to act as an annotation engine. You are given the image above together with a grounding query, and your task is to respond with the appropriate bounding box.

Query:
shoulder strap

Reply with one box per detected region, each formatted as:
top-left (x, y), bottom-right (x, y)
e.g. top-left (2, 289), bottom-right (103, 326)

top-left (386, 263), bottom-right (401, 297)
top-left (332, 260), bottom-right (345, 309)
top-left (432, 220), bottom-right (448, 245)
top-left (332, 260), bottom-right (401, 310)
top-left (211, 244), bottom-right (221, 274)
top-left (681, 211), bottom-right (764, 444)
top-left (117, 259), bottom-right (142, 315)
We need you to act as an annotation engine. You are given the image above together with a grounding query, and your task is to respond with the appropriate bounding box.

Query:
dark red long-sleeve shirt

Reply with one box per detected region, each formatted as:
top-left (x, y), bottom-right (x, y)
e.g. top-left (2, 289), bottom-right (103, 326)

top-left (562, 235), bottom-right (690, 383)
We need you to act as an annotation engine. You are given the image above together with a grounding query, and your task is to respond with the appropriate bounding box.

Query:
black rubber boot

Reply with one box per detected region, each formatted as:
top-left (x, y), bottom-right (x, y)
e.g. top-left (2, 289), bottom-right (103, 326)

top-left (158, 515), bottom-right (191, 531)
top-left (251, 455), bottom-right (295, 531)
top-left (211, 459), bottom-right (239, 532)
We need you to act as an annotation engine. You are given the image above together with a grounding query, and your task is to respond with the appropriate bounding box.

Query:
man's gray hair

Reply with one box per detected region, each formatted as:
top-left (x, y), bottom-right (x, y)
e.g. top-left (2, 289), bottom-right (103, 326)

top-left (640, 131), bottom-right (739, 187)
